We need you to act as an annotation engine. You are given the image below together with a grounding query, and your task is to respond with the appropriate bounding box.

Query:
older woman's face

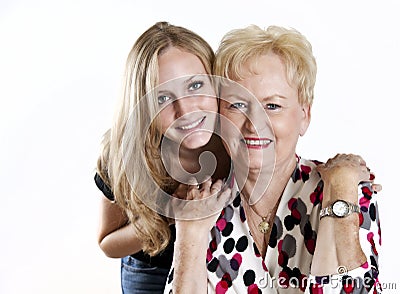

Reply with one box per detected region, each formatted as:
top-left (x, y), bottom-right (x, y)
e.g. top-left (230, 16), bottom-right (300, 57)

top-left (156, 47), bottom-right (217, 150)
top-left (219, 52), bottom-right (310, 172)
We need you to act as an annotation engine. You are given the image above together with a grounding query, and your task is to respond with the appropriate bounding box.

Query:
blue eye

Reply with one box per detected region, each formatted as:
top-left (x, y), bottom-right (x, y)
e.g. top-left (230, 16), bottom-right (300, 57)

top-left (188, 81), bottom-right (203, 91)
top-left (158, 95), bottom-right (171, 105)
top-left (230, 102), bottom-right (247, 109)
top-left (266, 103), bottom-right (280, 110)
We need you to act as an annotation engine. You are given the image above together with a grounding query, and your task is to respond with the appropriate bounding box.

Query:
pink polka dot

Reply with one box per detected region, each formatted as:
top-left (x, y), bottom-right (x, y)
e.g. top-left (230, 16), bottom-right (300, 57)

top-left (216, 218), bottom-right (227, 231)
top-left (206, 248), bottom-right (212, 262)
top-left (301, 165), bottom-right (311, 173)
top-left (247, 284), bottom-right (259, 294)
top-left (310, 284), bottom-right (324, 294)
top-left (288, 198), bottom-right (296, 209)
top-left (262, 260), bottom-right (268, 271)
top-left (216, 280), bottom-right (228, 294)
top-left (359, 197), bottom-right (370, 207)
top-left (232, 253), bottom-right (242, 266)
top-left (361, 261), bottom-right (369, 269)
top-left (292, 209), bottom-right (301, 220)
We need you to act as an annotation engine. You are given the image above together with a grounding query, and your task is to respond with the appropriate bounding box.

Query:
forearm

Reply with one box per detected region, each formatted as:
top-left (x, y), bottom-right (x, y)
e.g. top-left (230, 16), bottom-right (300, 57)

top-left (99, 223), bottom-right (143, 258)
top-left (311, 182), bottom-right (365, 275)
top-left (311, 214), bottom-right (365, 275)
top-left (172, 223), bottom-right (209, 294)
top-left (97, 197), bottom-right (143, 258)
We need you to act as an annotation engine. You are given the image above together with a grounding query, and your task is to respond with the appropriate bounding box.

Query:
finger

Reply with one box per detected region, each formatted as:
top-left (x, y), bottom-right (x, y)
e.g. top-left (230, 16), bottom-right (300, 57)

top-left (173, 184), bottom-right (188, 199)
top-left (210, 179), bottom-right (223, 195)
top-left (217, 186), bottom-right (233, 207)
top-left (200, 177), bottom-right (212, 192)
top-left (186, 184), bottom-right (200, 200)
top-left (371, 183), bottom-right (382, 192)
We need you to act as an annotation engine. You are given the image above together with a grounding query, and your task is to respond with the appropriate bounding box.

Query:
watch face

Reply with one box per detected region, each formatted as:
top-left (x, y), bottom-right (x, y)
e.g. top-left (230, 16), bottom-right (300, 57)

top-left (332, 200), bottom-right (349, 217)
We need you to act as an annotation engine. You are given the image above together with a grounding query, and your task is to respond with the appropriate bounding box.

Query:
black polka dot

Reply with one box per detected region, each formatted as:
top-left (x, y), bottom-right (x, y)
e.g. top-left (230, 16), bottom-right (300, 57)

top-left (233, 192), bottom-right (241, 207)
top-left (223, 238), bottom-right (235, 254)
top-left (269, 223), bottom-right (278, 248)
top-left (207, 257), bottom-right (219, 272)
top-left (304, 222), bottom-right (313, 239)
top-left (284, 215), bottom-right (296, 230)
top-left (243, 270), bottom-right (255, 286)
top-left (235, 236), bottom-right (248, 252)
top-left (369, 203), bottom-right (376, 221)
top-left (222, 222), bottom-right (233, 237)
top-left (239, 206), bottom-right (246, 222)
top-left (364, 272), bottom-right (374, 290)
top-left (253, 242), bottom-right (260, 256)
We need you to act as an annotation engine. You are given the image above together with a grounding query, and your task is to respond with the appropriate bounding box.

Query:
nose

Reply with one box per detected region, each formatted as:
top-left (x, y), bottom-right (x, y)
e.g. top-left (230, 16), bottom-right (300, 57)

top-left (173, 97), bottom-right (195, 118)
top-left (243, 107), bottom-right (270, 134)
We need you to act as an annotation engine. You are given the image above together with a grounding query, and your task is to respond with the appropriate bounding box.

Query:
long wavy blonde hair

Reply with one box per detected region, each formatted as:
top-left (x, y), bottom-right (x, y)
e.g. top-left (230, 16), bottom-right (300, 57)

top-left (96, 22), bottom-right (214, 256)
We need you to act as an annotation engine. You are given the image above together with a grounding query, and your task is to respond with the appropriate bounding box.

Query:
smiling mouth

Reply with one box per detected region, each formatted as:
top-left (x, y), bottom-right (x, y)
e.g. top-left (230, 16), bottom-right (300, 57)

top-left (241, 137), bottom-right (273, 149)
top-left (177, 116), bottom-right (206, 131)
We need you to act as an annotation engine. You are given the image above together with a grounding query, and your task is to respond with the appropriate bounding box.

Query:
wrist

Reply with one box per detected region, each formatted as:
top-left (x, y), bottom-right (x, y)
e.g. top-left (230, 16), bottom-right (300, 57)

top-left (322, 182), bottom-right (358, 206)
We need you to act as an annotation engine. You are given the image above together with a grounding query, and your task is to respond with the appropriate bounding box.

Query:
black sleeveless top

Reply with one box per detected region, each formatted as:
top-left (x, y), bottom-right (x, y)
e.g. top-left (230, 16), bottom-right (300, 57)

top-left (94, 173), bottom-right (175, 269)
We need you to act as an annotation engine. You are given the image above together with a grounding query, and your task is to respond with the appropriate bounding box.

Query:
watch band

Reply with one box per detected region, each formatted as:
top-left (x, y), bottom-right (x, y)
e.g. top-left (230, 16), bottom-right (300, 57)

top-left (320, 200), bottom-right (360, 219)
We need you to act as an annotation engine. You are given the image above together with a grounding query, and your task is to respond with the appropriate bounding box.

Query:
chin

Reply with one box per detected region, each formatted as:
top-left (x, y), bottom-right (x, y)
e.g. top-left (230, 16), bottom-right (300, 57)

top-left (181, 131), bottom-right (212, 150)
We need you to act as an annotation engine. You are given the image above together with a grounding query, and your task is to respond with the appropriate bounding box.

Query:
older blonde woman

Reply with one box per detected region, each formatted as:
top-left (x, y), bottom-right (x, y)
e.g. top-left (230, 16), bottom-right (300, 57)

top-left (166, 25), bottom-right (381, 293)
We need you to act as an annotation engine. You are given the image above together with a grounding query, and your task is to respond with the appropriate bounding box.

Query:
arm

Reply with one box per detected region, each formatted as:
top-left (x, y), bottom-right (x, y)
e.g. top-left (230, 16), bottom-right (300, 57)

top-left (97, 196), bottom-right (143, 258)
top-left (172, 219), bottom-right (210, 293)
top-left (168, 179), bottom-right (231, 294)
top-left (310, 154), bottom-right (381, 292)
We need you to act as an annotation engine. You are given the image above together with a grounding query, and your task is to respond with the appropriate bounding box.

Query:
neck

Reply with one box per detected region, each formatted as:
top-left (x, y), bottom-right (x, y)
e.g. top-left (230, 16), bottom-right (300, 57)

top-left (239, 155), bottom-right (297, 209)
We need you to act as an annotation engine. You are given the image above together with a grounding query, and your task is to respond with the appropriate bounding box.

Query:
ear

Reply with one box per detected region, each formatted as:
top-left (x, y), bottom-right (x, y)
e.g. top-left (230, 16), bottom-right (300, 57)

top-left (299, 104), bottom-right (311, 136)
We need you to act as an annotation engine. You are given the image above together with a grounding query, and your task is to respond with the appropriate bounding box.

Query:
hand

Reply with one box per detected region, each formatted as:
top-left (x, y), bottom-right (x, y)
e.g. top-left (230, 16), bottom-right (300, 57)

top-left (317, 153), bottom-right (370, 186)
top-left (170, 178), bottom-right (232, 224)
top-left (317, 154), bottom-right (371, 205)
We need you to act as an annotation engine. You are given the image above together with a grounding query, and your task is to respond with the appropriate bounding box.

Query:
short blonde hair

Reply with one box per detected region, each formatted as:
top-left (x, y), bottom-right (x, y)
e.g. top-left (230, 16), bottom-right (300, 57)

top-left (97, 22), bottom-right (214, 255)
top-left (214, 25), bottom-right (317, 106)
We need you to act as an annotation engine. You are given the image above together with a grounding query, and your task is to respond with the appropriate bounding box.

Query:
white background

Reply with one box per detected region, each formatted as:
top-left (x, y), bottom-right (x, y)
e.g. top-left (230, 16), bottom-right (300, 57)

top-left (0, 0), bottom-right (398, 293)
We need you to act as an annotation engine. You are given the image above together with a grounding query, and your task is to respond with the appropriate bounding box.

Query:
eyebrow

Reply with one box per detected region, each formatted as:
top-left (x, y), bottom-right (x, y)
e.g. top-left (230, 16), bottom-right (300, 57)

top-left (183, 74), bottom-right (204, 84)
top-left (263, 94), bottom-right (287, 100)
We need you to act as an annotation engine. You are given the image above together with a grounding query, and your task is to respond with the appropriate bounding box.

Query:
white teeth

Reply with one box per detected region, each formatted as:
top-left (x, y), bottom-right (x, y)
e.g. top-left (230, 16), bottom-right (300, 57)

top-left (244, 139), bottom-right (272, 146)
top-left (179, 117), bottom-right (204, 130)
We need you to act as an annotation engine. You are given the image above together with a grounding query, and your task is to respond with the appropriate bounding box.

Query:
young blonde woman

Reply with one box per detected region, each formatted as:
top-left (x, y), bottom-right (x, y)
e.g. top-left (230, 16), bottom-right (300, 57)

top-left (95, 22), bottom-right (230, 293)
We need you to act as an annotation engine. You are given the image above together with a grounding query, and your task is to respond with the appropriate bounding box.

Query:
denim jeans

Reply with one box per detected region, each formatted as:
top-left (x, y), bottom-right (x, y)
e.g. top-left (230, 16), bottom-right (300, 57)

top-left (121, 256), bottom-right (170, 294)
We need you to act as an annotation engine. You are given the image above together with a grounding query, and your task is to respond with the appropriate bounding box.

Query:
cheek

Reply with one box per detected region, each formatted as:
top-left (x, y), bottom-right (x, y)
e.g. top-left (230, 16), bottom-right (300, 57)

top-left (200, 96), bottom-right (218, 112)
top-left (271, 114), bottom-right (301, 141)
top-left (158, 108), bottom-right (174, 134)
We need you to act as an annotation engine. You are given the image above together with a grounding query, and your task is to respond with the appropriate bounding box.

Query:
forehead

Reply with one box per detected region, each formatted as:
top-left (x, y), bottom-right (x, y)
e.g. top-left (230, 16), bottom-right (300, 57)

top-left (231, 53), bottom-right (297, 101)
top-left (158, 47), bottom-right (207, 85)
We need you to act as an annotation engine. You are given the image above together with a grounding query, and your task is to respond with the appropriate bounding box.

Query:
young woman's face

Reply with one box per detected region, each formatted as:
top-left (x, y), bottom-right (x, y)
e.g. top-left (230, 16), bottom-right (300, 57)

top-left (157, 47), bottom-right (218, 150)
top-left (219, 52), bottom-right (310, 172)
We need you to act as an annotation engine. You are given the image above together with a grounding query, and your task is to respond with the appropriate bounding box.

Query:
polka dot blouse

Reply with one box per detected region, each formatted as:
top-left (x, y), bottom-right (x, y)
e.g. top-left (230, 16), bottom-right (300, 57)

top-left (165, 157), bottom-right (381, 293)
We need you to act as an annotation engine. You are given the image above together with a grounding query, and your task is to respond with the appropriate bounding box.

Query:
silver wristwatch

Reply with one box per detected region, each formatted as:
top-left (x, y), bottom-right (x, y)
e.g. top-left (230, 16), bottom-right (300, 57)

top-left (320, 200), bottom-right (360, 219)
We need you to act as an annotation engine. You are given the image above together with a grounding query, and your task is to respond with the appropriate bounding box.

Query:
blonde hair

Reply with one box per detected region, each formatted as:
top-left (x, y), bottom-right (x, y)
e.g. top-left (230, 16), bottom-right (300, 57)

top-left (97, 22), bottom-right (214, 255)
top-left (214, 25), bottom-right (317, 106)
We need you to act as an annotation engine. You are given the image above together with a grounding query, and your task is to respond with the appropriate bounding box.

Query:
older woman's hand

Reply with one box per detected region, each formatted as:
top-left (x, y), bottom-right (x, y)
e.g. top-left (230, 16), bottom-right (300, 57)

top-left (316, 153), bottom-right (372, 205)
top-left (172, 178), bottom-right (231, 229)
